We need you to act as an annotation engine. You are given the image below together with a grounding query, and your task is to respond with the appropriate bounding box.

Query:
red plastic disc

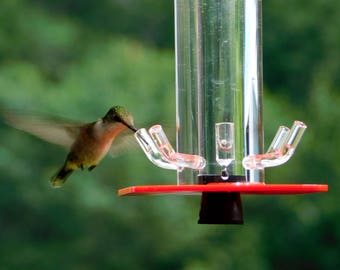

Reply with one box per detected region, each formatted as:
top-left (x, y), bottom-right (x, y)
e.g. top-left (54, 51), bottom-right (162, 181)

top-left (118, 183), bottom-right (328, 196)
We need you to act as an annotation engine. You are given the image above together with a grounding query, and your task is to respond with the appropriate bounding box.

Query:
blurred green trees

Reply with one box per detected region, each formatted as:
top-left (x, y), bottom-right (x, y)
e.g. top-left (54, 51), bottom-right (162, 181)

top-left (0, 0), bottom-right (339, 269)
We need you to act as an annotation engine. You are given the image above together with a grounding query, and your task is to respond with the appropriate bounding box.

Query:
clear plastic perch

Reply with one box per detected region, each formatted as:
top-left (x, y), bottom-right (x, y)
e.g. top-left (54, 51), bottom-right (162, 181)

top-left (242, 121), bottom-right (307, 170)
top-left (134, 125), bottom-right (206, 171)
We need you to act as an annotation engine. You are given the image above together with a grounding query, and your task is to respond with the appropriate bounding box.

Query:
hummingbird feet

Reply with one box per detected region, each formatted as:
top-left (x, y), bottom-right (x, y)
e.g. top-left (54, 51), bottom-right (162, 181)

top-left (79, 164), bottom-right (96, 171)
top-left (88, 165), bottom-right (97, 171)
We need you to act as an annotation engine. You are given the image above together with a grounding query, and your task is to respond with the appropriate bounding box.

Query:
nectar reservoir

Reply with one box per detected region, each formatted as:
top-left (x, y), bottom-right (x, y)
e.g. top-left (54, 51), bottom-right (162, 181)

top-left (175, 0), bottom-right (264, 184)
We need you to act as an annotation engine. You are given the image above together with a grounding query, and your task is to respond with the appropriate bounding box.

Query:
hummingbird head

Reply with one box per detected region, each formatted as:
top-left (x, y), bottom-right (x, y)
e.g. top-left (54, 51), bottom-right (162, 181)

top-left (103, 106), bottom-right (137, 132)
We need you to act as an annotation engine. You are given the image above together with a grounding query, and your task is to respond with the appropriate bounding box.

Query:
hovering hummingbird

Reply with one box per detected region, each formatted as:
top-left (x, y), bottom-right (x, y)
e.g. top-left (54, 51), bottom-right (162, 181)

top-left (3, 106), bottom-right (137, 188)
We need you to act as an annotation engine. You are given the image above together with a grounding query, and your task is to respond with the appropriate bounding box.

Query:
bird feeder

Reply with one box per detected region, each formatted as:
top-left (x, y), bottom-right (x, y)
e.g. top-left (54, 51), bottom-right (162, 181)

top-left (119, 0), bottom-right (328, 224)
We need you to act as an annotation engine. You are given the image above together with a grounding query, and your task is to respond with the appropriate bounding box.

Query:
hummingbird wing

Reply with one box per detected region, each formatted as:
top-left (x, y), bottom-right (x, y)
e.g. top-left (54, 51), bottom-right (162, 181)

top-left (108, 130), bottom-right (139, 157)
top-left (2, 109), bottom-right (82, 149)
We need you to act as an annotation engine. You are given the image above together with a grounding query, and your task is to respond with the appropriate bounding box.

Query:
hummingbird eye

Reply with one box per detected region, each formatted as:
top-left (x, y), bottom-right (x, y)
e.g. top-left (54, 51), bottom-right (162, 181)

top-left (112, 114), bottom-right (121, 122)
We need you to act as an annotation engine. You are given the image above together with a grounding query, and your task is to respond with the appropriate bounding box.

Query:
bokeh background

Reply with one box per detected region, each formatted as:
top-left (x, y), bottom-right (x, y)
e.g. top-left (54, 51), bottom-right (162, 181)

top-left (0, 0), bottom-right (339, 269)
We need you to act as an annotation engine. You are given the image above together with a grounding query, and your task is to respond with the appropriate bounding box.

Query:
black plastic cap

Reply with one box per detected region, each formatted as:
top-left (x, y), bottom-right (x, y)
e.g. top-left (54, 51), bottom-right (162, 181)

top-left (198, 192), bottom-right (244, 224)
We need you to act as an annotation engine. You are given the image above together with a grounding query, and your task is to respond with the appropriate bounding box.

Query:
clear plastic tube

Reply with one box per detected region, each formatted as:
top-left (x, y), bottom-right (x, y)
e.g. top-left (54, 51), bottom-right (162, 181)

top-left (135, 125), bottom-right (206, 171)
top-left (175, 0), bottom-right (264, 184)
top-left (242, 121), bottom-right (307, 170)
top-left (266, 126), bottom-right (290, 153)
top-left (149, 125), bottom-right (206, 170)
top-left (134, 128), bottom-right (179, 170)
top-left (286, 121), bottom-right (307, 149)
top-left (148, 125), bottom-right (176, 160)
top-left (215, 122), bottom-right (235, 168)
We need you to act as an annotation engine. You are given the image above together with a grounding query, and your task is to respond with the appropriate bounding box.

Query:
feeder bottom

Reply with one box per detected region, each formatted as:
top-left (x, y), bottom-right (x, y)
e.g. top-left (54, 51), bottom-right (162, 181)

top-left (198, 192), bottom-right (243, 224)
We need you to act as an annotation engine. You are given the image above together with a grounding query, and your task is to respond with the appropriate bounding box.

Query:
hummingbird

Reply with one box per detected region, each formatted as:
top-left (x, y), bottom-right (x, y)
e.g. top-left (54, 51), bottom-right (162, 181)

top-left (3, 106), bottom-right (137, 188)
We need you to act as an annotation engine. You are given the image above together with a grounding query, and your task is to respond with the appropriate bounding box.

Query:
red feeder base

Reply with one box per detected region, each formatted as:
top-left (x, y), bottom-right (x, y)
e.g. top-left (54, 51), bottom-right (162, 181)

top-left (118, 183), bottom-right (328, 225)
top-left (118, 183), bottom-right (328, 196)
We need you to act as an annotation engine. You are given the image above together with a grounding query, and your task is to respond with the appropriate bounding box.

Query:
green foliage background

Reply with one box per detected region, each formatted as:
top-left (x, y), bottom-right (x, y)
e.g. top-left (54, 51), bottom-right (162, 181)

top-left (0, 0), bottom-right (339, 269)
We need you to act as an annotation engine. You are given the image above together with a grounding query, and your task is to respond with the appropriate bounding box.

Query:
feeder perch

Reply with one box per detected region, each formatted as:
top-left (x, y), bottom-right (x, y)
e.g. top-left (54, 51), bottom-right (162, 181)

top-left (118, 0), bottom-right (328, 224)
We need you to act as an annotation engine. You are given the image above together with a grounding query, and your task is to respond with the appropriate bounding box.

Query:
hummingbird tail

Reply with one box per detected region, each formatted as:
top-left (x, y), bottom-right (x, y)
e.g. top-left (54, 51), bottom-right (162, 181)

top-left (51, 165), bottom-right (74, 188)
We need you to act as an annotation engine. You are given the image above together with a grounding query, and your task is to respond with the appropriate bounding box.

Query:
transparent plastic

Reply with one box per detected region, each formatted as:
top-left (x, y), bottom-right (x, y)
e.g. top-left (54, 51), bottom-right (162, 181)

top-left (135, 125), bottom-right (206, 171)
top-left (242, 121), bottom-right (307, 170)
top-left (135, 128), bottom-right (179, 170)
top-left (175, 0), bottom-right (264, 184)
top-left (266, 126), bottom-right (290, 154)
top-left (215, 122), bottom-right (235, 180)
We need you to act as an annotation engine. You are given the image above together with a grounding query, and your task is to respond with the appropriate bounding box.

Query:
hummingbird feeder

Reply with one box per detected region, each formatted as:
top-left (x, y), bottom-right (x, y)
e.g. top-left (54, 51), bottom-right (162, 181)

top-left (119, 0), bottom-right (328, 224)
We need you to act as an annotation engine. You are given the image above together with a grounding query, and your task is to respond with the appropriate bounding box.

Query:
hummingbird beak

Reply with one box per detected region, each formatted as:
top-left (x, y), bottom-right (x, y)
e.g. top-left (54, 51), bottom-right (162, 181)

top-left (123, 122), bottom-right (137, 133)
top-left (129, 125), bottom-right (138, 133)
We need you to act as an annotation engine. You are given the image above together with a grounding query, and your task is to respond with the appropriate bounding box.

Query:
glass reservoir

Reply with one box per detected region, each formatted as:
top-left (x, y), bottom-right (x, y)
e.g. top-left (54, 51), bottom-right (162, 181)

top-left (175, 0), bottom-right (264, 184)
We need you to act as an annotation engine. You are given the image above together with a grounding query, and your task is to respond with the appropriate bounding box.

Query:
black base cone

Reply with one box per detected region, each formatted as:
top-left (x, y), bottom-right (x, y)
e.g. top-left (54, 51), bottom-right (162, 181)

top-left (198, 192), bottom-right (244, 224)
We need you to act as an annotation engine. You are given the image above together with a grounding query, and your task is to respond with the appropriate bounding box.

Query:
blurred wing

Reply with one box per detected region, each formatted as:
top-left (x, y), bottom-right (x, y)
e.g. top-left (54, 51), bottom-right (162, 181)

top-left (3, 109), bottom-right (82, 149)
top-left (108, 130), bottom-right (139, 157)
